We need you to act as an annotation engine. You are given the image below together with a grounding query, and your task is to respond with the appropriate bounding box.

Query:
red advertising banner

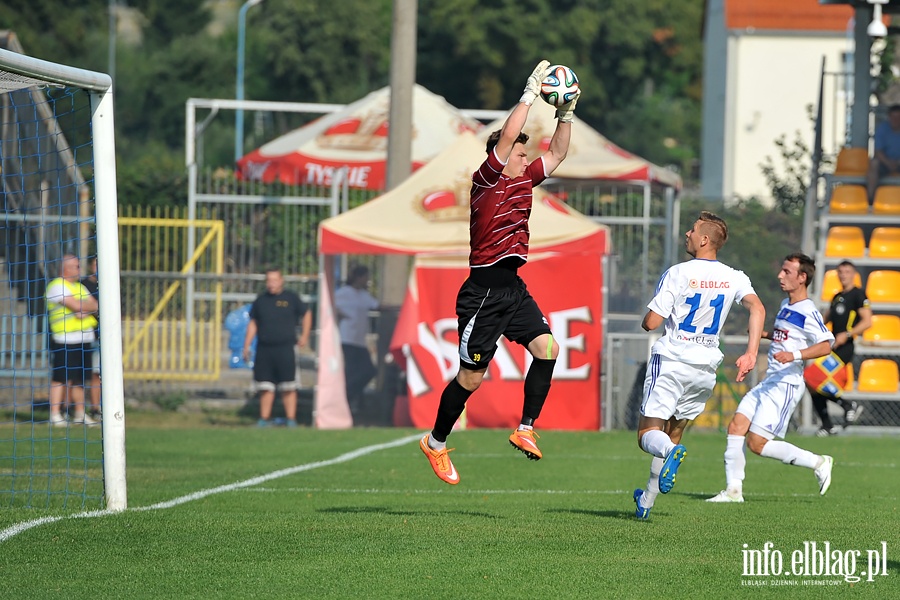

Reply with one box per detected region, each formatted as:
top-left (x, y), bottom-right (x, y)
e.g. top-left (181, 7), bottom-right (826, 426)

top-left (391, 253), bottom-right (603, 430)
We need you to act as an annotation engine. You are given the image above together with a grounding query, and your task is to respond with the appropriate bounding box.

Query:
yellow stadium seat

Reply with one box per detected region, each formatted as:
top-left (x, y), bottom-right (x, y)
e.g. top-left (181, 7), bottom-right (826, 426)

top-left (865, 270), bottom-right (900, 304)
top-left (828, 185), bottom-right (869, 214)
top-left (834, 147), bottom-right (869, 176)
top-left (820, 269), bottom-right (862, 302)
top-left (862, 314), bottom-right (900, 344)
top-left (873, 185), bottom-right (900, 214)
top-left (868, 227), bottom-right (900, 259)
top-left (856, 359), bottom-right (899, 393)
top-left (824, 226), bottom-right (866, 257)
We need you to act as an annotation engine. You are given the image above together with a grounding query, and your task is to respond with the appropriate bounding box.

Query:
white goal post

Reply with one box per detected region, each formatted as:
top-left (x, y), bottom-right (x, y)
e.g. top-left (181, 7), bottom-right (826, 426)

top-left (0, 48), bottom-right (126, 511)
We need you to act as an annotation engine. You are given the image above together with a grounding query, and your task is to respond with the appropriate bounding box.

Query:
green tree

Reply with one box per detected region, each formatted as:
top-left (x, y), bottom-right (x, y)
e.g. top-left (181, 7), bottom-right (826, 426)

top-left (115, 33), bottom-right (235, 158)
top-left (128, 0), bottom-right (213, 47)
top-left (116, 142), bottom-right (187, 207)
top-left (759, 130), bottom-right (811, 217)
top-left (248, 0), bottom-right (393, 104)
top-left (2, 0), bottom-right (708, 202)
top-left (417, 0), bottom-right (704, 177)
top-left (0, 0), bottom-right (109, 70)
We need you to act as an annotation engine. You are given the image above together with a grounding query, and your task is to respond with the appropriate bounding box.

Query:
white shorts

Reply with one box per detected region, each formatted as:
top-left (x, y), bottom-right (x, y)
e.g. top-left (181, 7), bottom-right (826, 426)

top-left (640, 353), bottom-right (717, 421)
top-left (736, 377), bottom-right (803, 440)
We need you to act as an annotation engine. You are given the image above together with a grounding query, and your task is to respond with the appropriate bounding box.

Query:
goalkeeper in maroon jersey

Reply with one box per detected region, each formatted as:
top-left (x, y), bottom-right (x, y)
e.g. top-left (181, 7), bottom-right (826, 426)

top-left (419, 59), bottom-right (580, 484)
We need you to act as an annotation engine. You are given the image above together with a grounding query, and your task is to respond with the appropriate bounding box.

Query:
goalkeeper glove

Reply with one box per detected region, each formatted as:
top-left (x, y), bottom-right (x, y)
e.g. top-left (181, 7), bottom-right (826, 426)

top-left (556, 88), bottom-right (581, 123)
top-left (520, 59), bottom-right (550, 106)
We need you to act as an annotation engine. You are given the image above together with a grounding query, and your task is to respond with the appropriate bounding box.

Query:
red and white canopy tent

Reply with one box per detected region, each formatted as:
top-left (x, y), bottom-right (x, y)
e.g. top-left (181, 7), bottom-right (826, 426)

top-left (479, 100), bottom-right (682, 189)
top-left (236, 85), bottom-right (483, 190)
top-left (315, 132), bottom-right (609, 430)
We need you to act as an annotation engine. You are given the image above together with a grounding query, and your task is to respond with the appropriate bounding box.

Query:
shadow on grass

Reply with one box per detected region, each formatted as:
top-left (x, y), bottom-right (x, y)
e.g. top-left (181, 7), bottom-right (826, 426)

top-left (317, 506), bottom-right (503, 519)
top-left (546, 507), bottom-right (638, 521)
top-left (681, 492), bottom-right (820, 504)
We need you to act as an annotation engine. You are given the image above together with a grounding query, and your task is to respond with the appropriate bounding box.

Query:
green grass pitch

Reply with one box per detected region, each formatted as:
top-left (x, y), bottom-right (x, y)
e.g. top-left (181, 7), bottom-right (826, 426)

top-left (0, 417), bottom-right (897, 599)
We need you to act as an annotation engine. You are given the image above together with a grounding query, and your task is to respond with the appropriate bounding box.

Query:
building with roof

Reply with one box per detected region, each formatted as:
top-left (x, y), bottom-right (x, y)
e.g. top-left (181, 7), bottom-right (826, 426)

top-left (702, 0), bottom-right (856, 203)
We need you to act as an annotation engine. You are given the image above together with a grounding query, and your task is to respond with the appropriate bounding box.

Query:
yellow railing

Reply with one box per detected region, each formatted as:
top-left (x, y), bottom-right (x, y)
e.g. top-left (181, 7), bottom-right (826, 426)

top-left (118, 212), bottom-right (225, 381)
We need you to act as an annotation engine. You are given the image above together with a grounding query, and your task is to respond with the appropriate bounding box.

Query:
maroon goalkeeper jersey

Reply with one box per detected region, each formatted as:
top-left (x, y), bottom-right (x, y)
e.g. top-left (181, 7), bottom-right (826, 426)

top-left (468, 149), bottom-right (547, 267)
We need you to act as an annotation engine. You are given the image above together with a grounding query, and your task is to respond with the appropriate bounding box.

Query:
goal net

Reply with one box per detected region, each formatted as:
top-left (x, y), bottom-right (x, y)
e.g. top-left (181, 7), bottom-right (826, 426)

top-left (0, 48), bottom-right (125, 511)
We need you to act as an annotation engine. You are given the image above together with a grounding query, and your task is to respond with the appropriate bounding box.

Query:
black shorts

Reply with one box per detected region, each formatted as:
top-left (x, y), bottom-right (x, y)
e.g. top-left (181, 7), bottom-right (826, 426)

top-left (455, 276), bottom-right (551, 370)
top-left (253, 343), bottom-right (298, 390)
top-left (50, 340), bottom-right (92, 386)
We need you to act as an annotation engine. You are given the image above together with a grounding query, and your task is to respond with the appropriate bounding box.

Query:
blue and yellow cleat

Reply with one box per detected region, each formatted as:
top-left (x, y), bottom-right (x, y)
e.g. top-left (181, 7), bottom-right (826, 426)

top-left (633, 488), bottom-right (651, 520)
top-left (659, 444), bottom-right (686, 494)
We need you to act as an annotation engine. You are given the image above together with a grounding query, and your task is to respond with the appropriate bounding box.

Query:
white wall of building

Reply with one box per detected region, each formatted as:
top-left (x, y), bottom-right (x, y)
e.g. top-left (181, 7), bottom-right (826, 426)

top-left (727, 33), bottom-right (852, 203)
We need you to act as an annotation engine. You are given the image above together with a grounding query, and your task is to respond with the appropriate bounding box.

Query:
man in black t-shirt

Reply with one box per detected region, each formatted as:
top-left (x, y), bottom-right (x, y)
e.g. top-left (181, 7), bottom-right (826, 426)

top-left (243, 269), bottom-right (312, 427)
top-left (809, 261), bottom-right (872, 436)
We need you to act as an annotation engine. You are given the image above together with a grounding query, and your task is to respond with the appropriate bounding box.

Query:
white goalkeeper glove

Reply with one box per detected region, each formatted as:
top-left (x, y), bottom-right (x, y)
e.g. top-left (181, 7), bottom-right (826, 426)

top-left (556, 88), bottom-right (581, 123)
top-left (520, 59), bottom-right (550, 106)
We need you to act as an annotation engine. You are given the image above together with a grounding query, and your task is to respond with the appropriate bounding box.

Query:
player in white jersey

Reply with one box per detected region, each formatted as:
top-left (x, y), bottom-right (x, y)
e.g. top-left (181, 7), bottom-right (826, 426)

top-left (633, 212), bottom-right (765, 520)
top-left (707, 253), bottom-right (835, 504)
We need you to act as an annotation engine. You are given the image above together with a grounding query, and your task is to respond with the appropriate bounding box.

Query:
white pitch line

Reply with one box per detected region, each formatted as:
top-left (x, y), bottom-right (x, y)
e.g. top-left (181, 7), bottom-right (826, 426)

top-left (241, 487), bottom-right (632, 495)
top-left (0, 432), bottom-right (423, 544)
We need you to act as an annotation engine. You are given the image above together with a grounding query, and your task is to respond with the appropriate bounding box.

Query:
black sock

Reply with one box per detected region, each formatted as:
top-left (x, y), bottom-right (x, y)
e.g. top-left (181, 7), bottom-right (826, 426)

top-left (521, 358), bottom-right (556, 426)
top-left (811, 392), bottom-right (834, 430)
top-left (431, 378), bottom-right (474, 442)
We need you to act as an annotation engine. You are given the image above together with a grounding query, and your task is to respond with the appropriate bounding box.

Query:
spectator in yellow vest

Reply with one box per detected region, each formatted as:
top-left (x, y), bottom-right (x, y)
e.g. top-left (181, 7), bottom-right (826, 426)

top-left (46, 254), bottom-right (99, 426)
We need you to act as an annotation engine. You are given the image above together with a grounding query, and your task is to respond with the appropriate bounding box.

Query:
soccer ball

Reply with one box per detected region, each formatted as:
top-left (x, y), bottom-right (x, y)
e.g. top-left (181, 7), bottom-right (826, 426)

top-left (540, 65), bottom-right (579, 108)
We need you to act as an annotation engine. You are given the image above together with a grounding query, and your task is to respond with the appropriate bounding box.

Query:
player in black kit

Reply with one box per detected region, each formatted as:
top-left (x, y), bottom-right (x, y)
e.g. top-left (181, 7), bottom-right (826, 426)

top-left (808, 261), bottom-right (872, 435)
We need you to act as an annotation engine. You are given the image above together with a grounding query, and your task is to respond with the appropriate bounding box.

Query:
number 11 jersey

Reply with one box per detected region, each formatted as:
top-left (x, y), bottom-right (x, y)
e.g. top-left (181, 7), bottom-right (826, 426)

top-left (647, 258), bottom-right (756, 370)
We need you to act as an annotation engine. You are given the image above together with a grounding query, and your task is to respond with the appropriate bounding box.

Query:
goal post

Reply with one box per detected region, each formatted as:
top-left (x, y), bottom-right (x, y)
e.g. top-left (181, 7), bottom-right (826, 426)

top-left (0, 48), bottom-right (126, 511)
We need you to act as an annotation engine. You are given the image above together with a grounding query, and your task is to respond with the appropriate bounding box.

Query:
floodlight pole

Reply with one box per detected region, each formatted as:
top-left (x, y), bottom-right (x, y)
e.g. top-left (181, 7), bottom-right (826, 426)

top-left (235, 0), bottom-right (265, 162)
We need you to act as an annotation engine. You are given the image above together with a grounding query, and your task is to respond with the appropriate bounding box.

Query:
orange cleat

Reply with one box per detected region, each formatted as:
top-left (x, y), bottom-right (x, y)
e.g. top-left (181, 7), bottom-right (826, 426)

top-left (420, 434), bottom-right (460, 485)
top-left (509, 428), bottom-right (542, 460)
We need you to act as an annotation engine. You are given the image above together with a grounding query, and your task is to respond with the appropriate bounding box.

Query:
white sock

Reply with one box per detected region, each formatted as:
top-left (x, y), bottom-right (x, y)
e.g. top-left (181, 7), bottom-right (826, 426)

top-left (760, 440), bottom-right (819, 469)
top-left (517, 424), bottom-right (533, 432)
top-left (724, 435), bottom-right (746, 495)
top-left (640, 457), bottom-right (664, 508)
top-left (640, 430), bottom-right (674, 459)
top-left (427, 435), bottom-right (446, 451)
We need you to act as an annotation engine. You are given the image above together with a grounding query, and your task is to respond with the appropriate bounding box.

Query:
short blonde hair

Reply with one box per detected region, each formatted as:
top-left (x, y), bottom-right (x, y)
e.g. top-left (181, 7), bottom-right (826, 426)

top-left (697, 211), bottom-right (728, 250)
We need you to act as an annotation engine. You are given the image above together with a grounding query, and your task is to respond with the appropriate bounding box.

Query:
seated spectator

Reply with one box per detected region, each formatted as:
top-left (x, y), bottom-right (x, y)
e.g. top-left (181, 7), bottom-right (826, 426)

top-left (867, 104), bottom-right (900, 202)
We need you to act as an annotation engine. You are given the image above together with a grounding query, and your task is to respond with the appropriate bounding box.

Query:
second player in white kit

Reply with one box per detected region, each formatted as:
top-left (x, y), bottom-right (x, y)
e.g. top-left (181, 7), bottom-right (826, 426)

top-left (708, 253), bottom-right (835, 503)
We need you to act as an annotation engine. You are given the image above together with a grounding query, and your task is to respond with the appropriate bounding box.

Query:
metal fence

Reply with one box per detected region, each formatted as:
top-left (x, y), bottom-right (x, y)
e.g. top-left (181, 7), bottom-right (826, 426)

top-left (118, 211), bottom-right (225, 381)
top-left (545, 179), bottom-right (679, 329)
top-left (602, 332), bottom-right (900, 434)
